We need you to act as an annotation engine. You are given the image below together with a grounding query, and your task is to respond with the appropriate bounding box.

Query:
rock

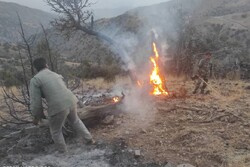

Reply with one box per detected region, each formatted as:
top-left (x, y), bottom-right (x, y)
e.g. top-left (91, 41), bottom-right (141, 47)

top-left (134, 150), bottom-right (141, 157)
top-left (102, 115), bottom-right (114, 125)
top-left (177, 164), bottom-right (196, 167)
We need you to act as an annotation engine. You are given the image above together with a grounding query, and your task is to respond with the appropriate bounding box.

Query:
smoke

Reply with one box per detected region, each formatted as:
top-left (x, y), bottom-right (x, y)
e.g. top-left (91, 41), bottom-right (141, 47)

top-left (98, 0), bottom-right (203, 127)
top-left (113, 83), bottom-right (157, 128)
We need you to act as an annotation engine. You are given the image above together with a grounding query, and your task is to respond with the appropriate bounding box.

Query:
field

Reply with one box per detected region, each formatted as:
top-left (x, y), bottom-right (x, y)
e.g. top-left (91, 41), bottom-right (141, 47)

top-left (0, 77), bottom-right (250, 167)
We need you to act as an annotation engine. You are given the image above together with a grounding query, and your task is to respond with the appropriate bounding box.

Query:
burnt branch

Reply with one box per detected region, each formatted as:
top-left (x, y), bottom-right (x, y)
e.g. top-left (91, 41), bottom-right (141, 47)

top-left (40, 23), bottom-right (55, 72)
top-left (18, 49), bottom-right (30, 97)
top-left (0, 14), bottom-right (35, 125)
top-left (2, 90), bottom-right (32, 124)
top-left (17, 12), bottom-right (35, 76)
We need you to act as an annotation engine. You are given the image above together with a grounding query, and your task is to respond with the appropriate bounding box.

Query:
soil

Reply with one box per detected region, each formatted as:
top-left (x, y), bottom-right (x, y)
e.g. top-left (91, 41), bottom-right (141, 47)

top-left (0, 78), bottom-right (249, 167)
top-left (91, 79), bottom-right (250, 167)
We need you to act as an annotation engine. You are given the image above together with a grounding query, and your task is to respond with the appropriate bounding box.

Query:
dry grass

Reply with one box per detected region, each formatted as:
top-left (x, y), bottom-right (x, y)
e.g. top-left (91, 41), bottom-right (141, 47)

top-left (82, 76), bottom-right (131, 90)
top-left (90, 77), bottom-right (250, 167)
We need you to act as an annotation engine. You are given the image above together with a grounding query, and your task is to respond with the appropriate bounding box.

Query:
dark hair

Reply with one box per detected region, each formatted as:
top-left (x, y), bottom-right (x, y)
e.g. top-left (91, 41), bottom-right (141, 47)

top-left (33, 57), bottom-right (47, 71)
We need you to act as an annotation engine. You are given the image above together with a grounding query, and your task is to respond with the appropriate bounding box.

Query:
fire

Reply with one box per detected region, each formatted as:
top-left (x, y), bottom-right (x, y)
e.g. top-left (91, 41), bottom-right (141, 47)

top-left (113, 97), bottom-right (119, 103)
top-left (149, 42), bottom-right (168, 96)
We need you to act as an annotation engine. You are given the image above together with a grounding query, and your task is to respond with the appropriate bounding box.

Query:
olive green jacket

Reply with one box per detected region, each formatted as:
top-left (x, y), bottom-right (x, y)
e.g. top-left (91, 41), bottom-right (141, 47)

top-left (30, 69), bottom-right (78, 118)
top-left (198, 58), bottom-right (212, 78)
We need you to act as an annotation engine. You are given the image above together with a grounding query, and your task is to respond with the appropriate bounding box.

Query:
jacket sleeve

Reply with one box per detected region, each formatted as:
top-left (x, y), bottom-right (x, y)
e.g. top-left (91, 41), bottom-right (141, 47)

top-left (30, 78), bottom-right (43, 119)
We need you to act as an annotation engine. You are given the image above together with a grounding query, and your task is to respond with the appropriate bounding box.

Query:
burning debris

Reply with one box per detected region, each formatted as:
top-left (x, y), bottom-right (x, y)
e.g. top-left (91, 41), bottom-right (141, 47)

top-left (149, 42), bottom-right (169, 96)
top-left (112, 97), bottom-right (120, 103)
top-left (136, 42), bottom-right (169, 97)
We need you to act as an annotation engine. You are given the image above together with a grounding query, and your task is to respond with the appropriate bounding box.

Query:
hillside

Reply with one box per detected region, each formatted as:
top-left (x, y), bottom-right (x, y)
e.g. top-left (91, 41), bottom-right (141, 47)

top-left (0, 1), bottom-right (54, 42)
top-left (93, 7), bottom-right (131, 19)
top-left (48, 0), bottom-right (250, 67)
top-left (1, 0), bottom-right (249, 79)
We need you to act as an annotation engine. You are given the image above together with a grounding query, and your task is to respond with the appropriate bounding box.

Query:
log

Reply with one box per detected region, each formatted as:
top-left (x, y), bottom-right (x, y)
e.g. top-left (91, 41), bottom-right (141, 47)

top-left (2, 95), bottom-right (125, 139)
top-left (78, 95), bottom-right (124, 127)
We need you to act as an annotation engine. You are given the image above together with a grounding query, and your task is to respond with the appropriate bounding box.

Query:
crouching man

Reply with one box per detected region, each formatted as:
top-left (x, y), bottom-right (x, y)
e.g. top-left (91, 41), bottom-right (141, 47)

top-left (30, 57), bottom-right (94, 153)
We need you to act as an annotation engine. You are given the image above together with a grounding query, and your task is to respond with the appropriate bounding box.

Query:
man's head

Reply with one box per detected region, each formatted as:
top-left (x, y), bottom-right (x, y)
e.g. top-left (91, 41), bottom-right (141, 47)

top-left (205, 52), bottom-right (212, 60)
top-left (33, 57), bottom-right (48, 72)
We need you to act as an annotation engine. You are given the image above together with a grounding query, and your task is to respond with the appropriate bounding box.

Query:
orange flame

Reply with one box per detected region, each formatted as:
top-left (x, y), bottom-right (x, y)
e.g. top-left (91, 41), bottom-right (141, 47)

top-left (150, 42), bottom-right (168, 96)
top-left (113, 97), bottom-right (119, 103)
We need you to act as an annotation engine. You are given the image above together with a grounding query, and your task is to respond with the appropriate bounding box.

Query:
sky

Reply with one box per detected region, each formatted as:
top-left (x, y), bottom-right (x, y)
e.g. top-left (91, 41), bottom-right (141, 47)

top-left (0, 0), bottom-right (170, 12)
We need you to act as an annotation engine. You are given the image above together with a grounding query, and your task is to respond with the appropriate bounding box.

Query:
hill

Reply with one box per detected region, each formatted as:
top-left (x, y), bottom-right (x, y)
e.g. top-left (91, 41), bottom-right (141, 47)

top-left (1, 0), bottom-right (249, 79)
top-left (0, 1), bottom-right (54, 42)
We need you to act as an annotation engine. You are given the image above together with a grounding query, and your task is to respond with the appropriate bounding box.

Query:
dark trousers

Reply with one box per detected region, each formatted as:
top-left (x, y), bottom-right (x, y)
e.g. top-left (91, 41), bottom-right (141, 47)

top-left (193, 76), bottom-right (208, 94)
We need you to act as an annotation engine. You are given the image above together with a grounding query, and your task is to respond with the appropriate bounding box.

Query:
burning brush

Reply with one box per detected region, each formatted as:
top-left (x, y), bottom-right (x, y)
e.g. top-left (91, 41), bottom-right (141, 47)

top-left (149, 42), bottom-right (169, 96)
top-left (137, 42), bottom-right (169, 96)
top-left (112, 92), bottom-right (125, 103)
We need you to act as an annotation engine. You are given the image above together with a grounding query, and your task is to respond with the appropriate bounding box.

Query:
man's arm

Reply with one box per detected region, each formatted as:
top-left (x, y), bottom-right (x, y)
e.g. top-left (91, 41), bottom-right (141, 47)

top-left (30, 78), bottom-right (44, 121)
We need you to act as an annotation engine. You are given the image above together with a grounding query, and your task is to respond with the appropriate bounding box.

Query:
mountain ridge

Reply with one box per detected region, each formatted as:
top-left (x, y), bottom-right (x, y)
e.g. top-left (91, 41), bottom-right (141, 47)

top-left (0, 1), bottom-right (55, 42)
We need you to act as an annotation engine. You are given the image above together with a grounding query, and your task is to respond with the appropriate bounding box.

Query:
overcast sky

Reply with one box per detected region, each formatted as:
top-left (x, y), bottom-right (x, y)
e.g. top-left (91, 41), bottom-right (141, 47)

top-left (0, 0), bottom-right (170, 12)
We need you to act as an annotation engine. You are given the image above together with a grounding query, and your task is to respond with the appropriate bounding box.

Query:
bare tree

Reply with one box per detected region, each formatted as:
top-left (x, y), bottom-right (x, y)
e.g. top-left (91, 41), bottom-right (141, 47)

top-left (17, 13), bottom-right (35, 76)
top-left (45, 0), bottom-right (134, 82)
top-left (46, 0), bottom-right (114, 44)
top-left (0, 13), bottom-right (35, 125)
top-left (40, 24), bottom-right (56, 72)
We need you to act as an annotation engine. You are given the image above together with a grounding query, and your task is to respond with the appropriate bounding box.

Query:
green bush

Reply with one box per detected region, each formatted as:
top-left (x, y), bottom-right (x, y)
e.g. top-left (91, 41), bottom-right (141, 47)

top-left (0, 70), bottom-right (22, 87)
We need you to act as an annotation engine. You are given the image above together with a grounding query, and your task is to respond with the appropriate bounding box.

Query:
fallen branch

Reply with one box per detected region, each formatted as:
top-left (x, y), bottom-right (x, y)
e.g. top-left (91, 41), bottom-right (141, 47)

top-left (2, 95), bottom-right (125, 140)
top-left (78, 95), bottom-right (124, 126)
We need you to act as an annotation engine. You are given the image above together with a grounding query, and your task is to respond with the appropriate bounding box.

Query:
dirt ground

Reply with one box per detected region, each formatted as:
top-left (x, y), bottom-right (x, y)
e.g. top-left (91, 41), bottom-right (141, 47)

top-left (90, 77), bottom-right (250, 167)
top-left (0, 77), bottom-right (250, 167)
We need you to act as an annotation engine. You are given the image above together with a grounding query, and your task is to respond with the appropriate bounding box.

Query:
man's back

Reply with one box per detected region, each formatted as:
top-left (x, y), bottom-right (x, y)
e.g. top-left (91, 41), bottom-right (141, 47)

top-left (30, 69), bottom-right (77, 116)
top-left (198, 58), bottom-right (211, 77)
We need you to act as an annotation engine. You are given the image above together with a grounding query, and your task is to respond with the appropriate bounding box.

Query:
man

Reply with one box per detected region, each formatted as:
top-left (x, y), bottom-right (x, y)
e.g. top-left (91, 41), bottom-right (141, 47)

top-left (30, 57), bottom-right (94, 153)
top-left (192, 52), bottom-right (212, 94)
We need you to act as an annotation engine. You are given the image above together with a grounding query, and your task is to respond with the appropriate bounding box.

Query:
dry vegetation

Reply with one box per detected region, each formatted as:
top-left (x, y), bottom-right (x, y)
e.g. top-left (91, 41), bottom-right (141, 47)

top-left (89, 77), bottom-right (250, 167)
top-left (0, 76), bottom-right (249, 166)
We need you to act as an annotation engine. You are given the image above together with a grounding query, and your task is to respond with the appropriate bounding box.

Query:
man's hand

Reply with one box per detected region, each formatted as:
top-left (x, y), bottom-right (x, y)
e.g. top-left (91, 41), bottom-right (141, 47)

top-left (33, 117), bottom-right (40, 125)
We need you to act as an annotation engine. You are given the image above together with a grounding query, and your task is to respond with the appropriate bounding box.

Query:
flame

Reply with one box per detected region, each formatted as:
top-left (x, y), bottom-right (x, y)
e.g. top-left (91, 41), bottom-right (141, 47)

top-left (150, 42), bottom-right (168, 96)
top-left (113, 97), bottom-right (119, 103)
